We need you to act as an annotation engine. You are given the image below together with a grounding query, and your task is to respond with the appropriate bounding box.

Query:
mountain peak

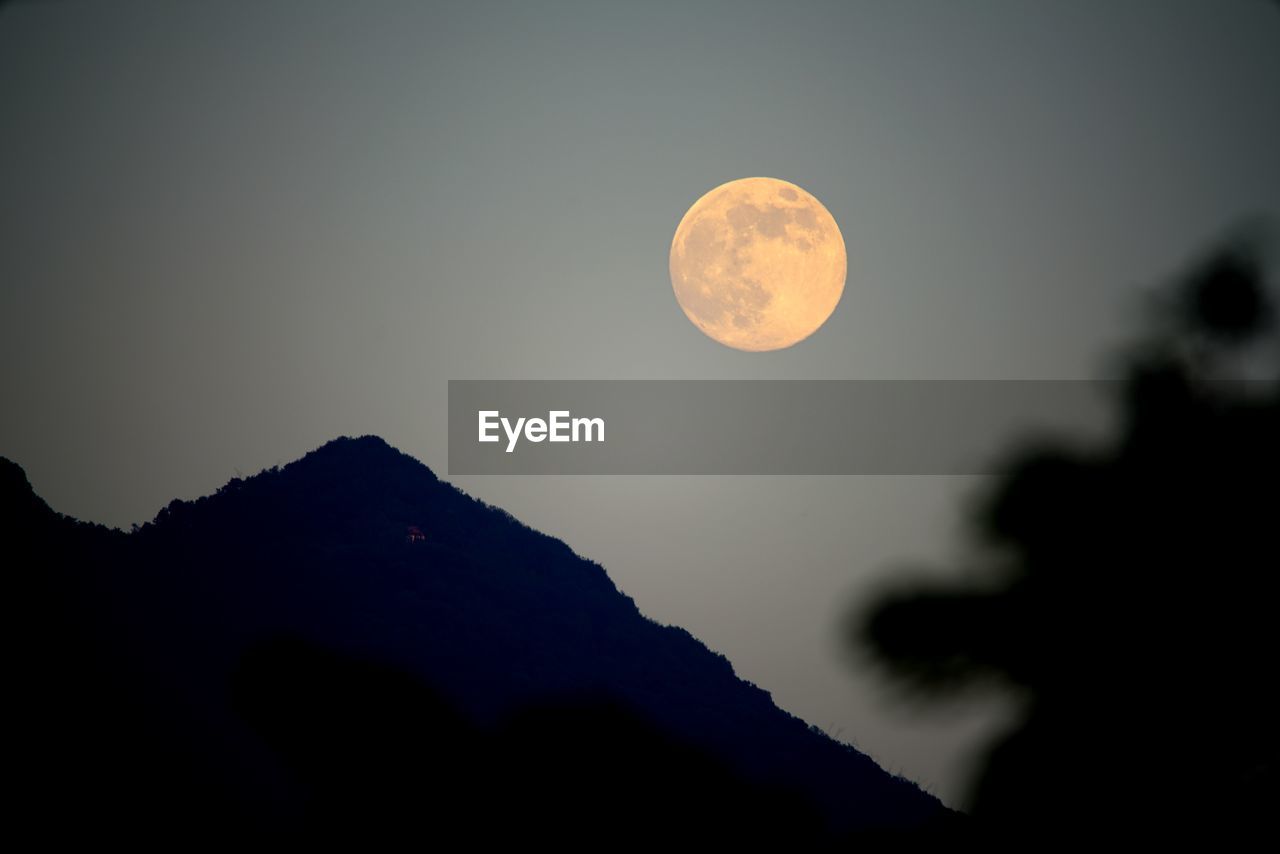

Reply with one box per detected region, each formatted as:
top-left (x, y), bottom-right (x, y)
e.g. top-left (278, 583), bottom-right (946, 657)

top-left (309, 434), bottom-right (396, 457)
top-left (0, 456), bottom-right (60, 530)
top-left (295, 435), bottom-right (434, 476)
top-left (0, 455), bottom-right (33, 498)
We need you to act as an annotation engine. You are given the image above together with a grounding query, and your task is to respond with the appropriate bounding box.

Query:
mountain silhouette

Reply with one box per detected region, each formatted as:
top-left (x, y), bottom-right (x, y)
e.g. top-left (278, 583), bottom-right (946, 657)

top-left (3, 437), bottom-right (945, 843)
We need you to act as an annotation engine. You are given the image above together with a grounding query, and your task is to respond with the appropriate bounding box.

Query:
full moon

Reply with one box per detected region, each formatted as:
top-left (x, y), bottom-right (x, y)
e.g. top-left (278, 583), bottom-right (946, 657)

top-left (670, 177), bottom-right (846, 352)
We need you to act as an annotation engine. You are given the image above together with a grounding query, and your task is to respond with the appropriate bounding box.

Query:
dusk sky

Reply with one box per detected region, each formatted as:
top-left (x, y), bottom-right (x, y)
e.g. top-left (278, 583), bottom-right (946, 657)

top-left (3, 1), bottom-right (1278, 804)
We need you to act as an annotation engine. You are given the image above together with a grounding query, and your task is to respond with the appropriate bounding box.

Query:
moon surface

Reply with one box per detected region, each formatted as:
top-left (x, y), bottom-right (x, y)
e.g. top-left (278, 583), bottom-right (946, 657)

top-left (670, 177), bottom-right (846, 352)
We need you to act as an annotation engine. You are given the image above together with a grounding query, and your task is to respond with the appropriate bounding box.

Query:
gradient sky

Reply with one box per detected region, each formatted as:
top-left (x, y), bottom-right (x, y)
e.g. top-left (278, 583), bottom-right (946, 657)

top-left (3, 0), bottom-right (1278, 806)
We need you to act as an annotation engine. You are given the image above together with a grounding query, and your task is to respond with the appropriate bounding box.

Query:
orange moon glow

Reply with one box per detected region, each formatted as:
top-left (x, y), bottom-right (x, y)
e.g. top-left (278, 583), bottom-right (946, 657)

top-left (669, 177), bottom-right (846, 352)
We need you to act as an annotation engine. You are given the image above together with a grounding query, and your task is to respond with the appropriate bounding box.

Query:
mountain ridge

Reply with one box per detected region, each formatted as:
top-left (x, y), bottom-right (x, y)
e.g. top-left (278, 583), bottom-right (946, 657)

top-left (3, 436), bottom-right (947, 840)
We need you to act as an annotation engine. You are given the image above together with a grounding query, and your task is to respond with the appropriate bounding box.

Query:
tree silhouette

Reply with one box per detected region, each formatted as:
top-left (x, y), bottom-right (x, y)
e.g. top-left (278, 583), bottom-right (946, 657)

top-left (853, 232), bottom-right (1278, 839)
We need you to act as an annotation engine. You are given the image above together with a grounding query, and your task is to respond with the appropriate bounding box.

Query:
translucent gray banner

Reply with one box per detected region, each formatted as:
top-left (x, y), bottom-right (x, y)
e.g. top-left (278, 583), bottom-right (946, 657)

top-left (447, 380), bottom-right (1124, 475)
